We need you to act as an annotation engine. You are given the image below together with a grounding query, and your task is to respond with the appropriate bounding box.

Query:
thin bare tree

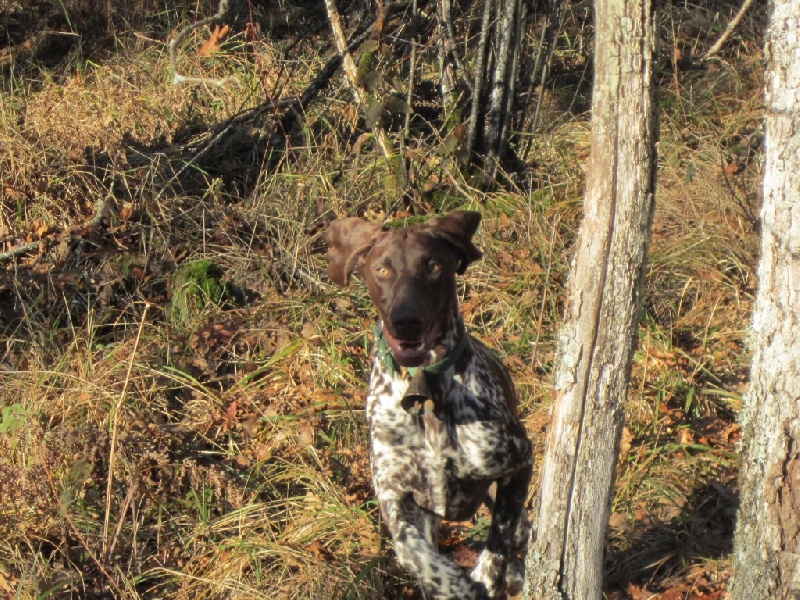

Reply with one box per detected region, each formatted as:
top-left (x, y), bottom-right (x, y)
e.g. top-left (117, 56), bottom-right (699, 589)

top-left (523, 0), bottom-right (659, 597)
top-left (461, 0), bottom-right (527, 175)
top-left (730, 1), bottom-right (800, 598)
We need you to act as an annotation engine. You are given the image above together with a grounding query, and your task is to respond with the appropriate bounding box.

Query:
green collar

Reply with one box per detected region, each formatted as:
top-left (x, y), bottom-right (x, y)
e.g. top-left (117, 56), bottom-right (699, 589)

top-left (376, 323), bottom-right (468, 378)
top-left (376, 323), bottom-right (468, 416)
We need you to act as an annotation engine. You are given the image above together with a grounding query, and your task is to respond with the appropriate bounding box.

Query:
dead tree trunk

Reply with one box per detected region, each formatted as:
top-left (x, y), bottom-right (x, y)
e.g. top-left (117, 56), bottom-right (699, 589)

top-left (523, 0), bottom-right (658, 597)
top-left (730, 1), bottom-right (800, 598)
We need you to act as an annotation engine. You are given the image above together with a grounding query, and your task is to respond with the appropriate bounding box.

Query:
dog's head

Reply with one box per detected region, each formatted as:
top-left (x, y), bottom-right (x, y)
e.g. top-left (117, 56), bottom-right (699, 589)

top-left (327, 211), bottom-right (482, 367)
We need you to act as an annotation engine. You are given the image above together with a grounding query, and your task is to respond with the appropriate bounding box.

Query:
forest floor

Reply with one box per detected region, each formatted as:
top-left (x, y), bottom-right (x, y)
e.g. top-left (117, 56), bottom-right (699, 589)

top-left (0, 0), bottom-right (765, 598)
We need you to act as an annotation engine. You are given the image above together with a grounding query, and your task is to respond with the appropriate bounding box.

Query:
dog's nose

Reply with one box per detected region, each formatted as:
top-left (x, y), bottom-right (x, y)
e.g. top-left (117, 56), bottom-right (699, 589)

top-left (389, 305), bottom-right (425, 340)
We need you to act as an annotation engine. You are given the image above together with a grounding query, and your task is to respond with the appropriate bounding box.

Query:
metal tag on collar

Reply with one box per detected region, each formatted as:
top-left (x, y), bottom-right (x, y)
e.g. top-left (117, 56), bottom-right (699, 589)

top-left (401, 370), bottom-right (435, 416)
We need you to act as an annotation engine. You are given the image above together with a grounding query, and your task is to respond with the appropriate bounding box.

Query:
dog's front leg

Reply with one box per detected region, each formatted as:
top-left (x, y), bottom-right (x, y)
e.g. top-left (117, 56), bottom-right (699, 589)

top-left (471, 464), bottom-right (533, 598)
top-left (381, 495), bottom-right (488, 600)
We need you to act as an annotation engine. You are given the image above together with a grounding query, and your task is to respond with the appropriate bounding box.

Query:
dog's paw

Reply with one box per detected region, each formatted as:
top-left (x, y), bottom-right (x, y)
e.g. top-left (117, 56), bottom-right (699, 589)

top-left (471, 550), bottom-right (505, 598)
top-left (505, 557), bottom-right (525, 597)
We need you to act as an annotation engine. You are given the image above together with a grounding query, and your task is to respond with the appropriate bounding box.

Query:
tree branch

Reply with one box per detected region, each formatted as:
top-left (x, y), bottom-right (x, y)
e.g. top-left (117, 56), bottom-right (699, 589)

top-left (323, 0), bottom-right (405, 190)
top-left (703, 0), bottom-right (757, 60)
top-left (168, 0), bottom-right (241, 88)
top-left (0, 191), bottom-right (111, 263)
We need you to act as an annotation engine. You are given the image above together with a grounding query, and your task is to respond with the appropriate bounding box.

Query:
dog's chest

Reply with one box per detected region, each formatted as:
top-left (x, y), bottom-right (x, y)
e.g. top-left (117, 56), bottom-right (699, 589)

top-left (367, 361), bottom-right (499, 519)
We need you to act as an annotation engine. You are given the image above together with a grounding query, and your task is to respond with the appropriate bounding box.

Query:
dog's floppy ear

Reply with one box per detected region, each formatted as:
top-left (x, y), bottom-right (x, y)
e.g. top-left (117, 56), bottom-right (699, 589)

top-left (427, 210), bottom-right (483, 274)
top-left (326, 218), bottom-right (382, 286)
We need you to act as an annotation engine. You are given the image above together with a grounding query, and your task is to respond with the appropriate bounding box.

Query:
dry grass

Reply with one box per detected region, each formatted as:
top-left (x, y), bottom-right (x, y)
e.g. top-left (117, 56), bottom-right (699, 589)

top-left (0, 0), bottom-right (766, 598)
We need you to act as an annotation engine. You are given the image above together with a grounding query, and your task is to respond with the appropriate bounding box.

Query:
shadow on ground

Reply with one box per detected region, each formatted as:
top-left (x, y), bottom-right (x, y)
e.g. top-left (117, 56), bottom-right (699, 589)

top-left (606, 480), bottom-right (738, 598)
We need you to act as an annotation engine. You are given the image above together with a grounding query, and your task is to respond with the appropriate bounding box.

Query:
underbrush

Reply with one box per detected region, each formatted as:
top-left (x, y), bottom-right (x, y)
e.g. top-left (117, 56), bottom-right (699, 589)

top-left (1, 0), bottom-right (764, 597)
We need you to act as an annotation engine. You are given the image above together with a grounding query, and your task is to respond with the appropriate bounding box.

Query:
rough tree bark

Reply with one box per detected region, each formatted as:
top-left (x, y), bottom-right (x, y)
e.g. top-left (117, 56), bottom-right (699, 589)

top-left (730, 1), bottom-right (800, 598)
top-left (523, 0), bottom-right (658, 598)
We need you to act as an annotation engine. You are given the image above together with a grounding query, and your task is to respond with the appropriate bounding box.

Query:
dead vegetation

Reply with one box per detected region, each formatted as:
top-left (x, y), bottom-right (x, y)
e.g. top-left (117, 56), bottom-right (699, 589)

top-left (0, 0), bottom-right (765, 598)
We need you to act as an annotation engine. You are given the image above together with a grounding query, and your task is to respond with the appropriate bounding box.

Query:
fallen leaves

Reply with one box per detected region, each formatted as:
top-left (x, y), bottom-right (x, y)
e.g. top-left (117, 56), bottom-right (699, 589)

top-left (615, 579), bottom-right (729, 600)
top-left (297, 418), bottom-right (315, 446)
top-left (198, 24), bottom-right (230, 57)
top-left (723, 161), bottom-right (745, 177)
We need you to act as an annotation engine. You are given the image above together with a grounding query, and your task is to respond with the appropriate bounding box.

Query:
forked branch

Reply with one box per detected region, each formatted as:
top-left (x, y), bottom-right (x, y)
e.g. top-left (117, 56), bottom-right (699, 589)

top-left (168, 0), bottom-right (241, 88)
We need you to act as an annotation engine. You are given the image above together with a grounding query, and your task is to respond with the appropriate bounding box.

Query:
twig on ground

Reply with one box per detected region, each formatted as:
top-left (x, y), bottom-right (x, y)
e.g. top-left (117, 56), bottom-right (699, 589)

top-left (168, 0), bottom-right (241, 88)
top-left (102, 303), bottom-right (149, 559)
top-left (0, 190), bottom-right (112, 263)
top-left (703, 0), bottom-right (757, 60)
top-left (0, 241), bottom-right (40, 262)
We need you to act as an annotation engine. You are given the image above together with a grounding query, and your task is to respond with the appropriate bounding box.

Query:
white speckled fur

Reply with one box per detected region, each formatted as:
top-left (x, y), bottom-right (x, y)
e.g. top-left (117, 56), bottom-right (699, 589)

top-left (367, 315), bottom-right (532, 599)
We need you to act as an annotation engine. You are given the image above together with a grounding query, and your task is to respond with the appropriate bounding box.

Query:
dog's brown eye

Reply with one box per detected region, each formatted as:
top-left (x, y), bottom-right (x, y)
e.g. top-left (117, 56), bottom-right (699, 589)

top-left (428, 260), bottom-right (441, 274)
top-left (375, 265), bottom-right (391, 277)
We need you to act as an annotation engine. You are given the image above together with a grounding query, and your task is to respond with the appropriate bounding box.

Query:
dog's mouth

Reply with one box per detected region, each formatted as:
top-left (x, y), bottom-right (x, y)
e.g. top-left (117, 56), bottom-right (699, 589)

top-left (382, 326), bottom-right (430, 367)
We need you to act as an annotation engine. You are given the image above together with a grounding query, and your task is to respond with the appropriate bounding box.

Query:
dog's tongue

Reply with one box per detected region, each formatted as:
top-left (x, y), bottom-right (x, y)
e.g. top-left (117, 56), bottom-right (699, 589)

top-left (383, 328), bottom-right (428, 367)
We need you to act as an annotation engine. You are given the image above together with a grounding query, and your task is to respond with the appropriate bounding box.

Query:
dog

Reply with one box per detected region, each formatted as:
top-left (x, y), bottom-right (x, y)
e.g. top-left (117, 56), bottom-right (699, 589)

top-left (326, 210), bottom-right (532, 599)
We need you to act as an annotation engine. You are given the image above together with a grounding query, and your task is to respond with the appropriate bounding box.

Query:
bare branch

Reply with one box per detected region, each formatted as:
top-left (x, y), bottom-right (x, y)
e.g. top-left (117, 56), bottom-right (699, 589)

top-left (0, 192), bottom-right (111, 263)
top-left (703, 0), bottom-right (758, 60)
top-left (0, 241), bottom-right (40, 262)
top-left (168, 0), bottom-right (241, 88)
top-left (404, 0), bottom-right (419, 140)
top-left (323, 0), bottom-right (406, 188)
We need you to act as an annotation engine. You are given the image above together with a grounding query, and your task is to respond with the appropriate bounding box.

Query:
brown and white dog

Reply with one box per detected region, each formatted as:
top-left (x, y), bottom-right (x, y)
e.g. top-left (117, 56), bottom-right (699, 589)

top-left (327, 211), bottom-right (532, 599)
